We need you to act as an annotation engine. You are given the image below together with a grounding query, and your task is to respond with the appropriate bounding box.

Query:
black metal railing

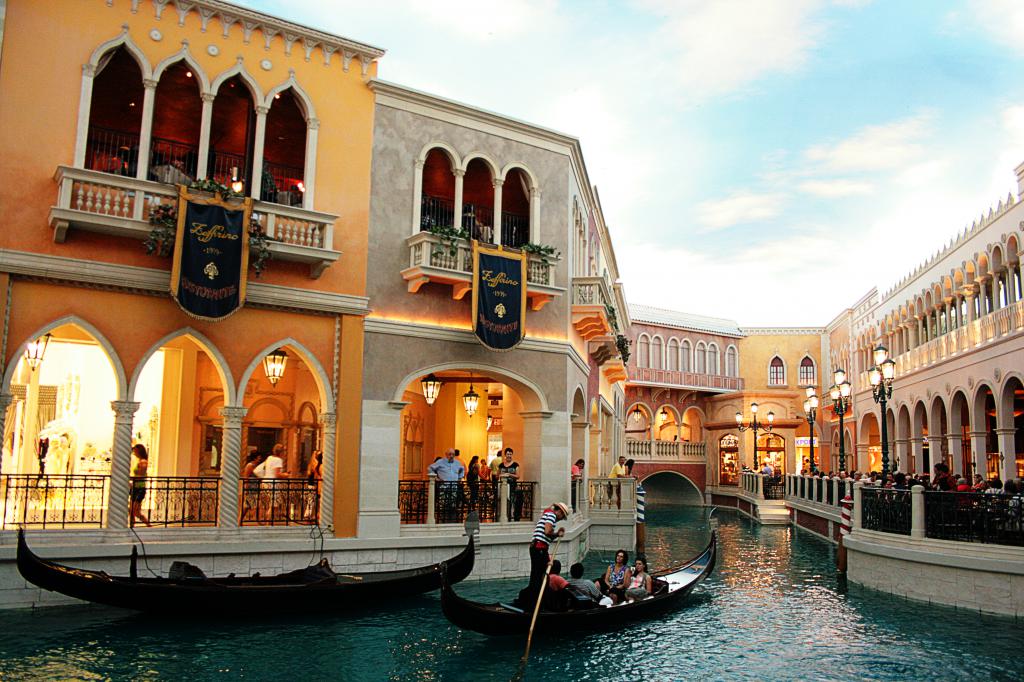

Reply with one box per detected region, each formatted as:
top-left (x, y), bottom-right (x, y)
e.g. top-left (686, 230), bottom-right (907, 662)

top-left (398, 480), bottom-right (429, 524)
top-left (133, 476), bottom-right (218, 527)
top-left (149, 137), bottom-right (198, 183)
top-left (461, 203), bottom-right (494, 241)
top-left (434, 480), bottom-right (500, 524)
top-left (924, 491), bottom-right (1024, 546)
top-left (763, 478), bottom-right (785, 500)
top-left (420, 194), bottom-right (455, 231)
top-left (799, 477), bottom-right (806, 498)
top-left (826, 479), bottom-right (834, 505)
top-left (239, 479), bottom-right (318, 526)
top-left (261, 160), bottom-right (304, 206)
top-left (1, 474), bottom-right (109, 529)
top-left (85, 126), bottom-right (140, 177)
top-left (209, 150), bottom-right (248, 190)
top-left (507, 481), bottom-right (536, 521)
top-left (501, 211), bottom-right (529, 248)
top-left (861, 488), bottom-right (911, 535)
top-left (816, 477), bottom-right (824, 503)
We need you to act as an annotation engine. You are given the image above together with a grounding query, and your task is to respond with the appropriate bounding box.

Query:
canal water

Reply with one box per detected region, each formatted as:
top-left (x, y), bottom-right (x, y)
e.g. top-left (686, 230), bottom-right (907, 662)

top-left (1, 507), bottom-right (1023, 681)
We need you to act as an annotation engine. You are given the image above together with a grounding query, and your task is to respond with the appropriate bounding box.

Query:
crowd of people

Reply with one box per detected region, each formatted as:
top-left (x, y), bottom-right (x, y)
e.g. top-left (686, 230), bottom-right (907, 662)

top-left (240, 444), bottom-right (322, 523)
top-left (789, 460), bottom-right (1023, 497)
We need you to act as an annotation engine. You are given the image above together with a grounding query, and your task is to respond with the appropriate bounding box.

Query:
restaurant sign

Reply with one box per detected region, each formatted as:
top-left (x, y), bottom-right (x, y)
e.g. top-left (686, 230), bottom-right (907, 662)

top-left (795, 437), bottom-right (819, 447)
top-left (170, 187), bottom-right (252, 321)
top-left (472, 243), bottom-right (527, 351)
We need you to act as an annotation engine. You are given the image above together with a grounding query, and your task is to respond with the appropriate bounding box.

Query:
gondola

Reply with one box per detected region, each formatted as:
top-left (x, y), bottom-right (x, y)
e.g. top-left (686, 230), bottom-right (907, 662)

top-left (17, 528), bottom-right (475, 615)
top-left (440, 532), bottom-right (716, 636)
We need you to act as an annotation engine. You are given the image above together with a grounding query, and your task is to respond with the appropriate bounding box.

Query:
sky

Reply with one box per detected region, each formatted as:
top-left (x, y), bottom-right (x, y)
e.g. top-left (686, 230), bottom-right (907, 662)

top-left (248, 0), bottom-right (1024, 326)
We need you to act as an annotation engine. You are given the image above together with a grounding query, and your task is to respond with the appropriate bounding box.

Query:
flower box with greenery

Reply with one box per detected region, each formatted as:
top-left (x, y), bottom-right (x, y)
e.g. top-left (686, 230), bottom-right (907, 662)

top-left (427, 224), bottom-right (470, 258)
top-left (521, 242), bottom-right (561, 265)
top-left (145, 180), bottom-right (274, 276)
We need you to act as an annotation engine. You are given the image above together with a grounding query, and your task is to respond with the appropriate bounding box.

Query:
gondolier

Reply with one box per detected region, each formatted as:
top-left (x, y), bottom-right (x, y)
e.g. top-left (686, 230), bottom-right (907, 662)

top-left (523, 502), bottom-right (568, 605)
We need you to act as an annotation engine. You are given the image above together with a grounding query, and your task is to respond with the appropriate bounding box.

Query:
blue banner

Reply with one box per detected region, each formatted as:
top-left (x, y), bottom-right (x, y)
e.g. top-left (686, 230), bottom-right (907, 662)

top-left (472, 243), bottom-right (527, 350)
top-left (170, 188), bottom-right (251, 321)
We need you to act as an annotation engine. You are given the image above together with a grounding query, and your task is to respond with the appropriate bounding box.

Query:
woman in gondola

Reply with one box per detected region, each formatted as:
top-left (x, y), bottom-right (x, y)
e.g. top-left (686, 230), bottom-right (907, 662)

top-left (600, 549), bottom-right (631, 604)
top-left (624, 557), bottom-right (652, 603)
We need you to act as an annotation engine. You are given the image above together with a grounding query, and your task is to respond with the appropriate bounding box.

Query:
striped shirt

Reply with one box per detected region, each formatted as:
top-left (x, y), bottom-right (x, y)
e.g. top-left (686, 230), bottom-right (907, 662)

top-left (532, 509), bottom-right (558, 546)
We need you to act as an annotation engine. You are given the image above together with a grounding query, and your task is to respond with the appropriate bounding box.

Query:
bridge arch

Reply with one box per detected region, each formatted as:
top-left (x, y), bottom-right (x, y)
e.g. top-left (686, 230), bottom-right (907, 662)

top-left (638, 469), bottom-right (704, 506)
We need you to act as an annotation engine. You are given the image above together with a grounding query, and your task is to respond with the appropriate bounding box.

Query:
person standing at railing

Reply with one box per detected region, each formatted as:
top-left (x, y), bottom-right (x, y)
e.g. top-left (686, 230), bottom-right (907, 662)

top-left (497, 448), bottom-right (522, 521)
top-left (241, 448), bottom-right (262, 522)
top-left (304, 450), bottom-right (323, 521)
top-left (254, 444), bottom-right (288, 524)
top-left (428, 448), bottom-right (465, 523)
top-left (129, 444), bottom-right (152, 528)
top-left (466, 456), bottom-right (480, 510)
top-left (609, 455), bottom-right (628, 509)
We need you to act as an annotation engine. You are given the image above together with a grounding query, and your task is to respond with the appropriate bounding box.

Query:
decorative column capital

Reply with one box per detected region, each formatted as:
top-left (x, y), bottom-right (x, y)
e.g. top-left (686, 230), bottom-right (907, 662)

top-left (201, 92), bottom-right (216, 103)
top-left (82, 63), bottom-right (97, 77)
top-left (453, 168), bottom-right (466, 178)
top-left (110, 400), bottom-right (140, 423)
top-left (307, 117), bottom-right (320, 131)
top-left (220, 406), bottom-right (248, 425)
top-left (519, 410), bottom-right (554, 421)
top-left (386, 401), bottom-right (410, 411)
top-left (320, 411), bottom-right (337, 428)
top-left (255, 104), bottom-right (270, 116)
top-left (143, 78), bottom-right (159, 90)
top-left (492, 178), bottom-right (504, 188)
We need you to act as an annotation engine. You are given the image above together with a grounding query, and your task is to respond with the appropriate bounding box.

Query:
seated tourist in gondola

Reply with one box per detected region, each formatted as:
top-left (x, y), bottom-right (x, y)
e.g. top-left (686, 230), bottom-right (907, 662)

top-left (565, 562), bottom-right (602, 610)
top-left (598, 549), bottom-right (632, 604)
top-left (624, 557), bottom-right (652, 603)
top-left (542, 560), bottom-right (571, 611)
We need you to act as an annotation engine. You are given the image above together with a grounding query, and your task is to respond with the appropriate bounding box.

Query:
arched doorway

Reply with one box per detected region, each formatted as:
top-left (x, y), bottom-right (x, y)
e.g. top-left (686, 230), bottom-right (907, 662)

top-left (757, 433), bottom-right (785, 474)
top-left (719, 433), bottom-right (739, 485)
top-left (654, 405), bottom-right (680, 441)
top-left (640, 471), bottom-right (703, 507)
top-left (681, 406), bottom-right (703, 443)
top-left (973, 384), bottom-right (999, 479)
top-left (860, 413), bottom-right (880, 472)
top-left (2, 322), bottom-right (121, 528)
top-left (950, 390), bottom-right (971, 475)
top-left (999, 377), bottom-right (1024, 479)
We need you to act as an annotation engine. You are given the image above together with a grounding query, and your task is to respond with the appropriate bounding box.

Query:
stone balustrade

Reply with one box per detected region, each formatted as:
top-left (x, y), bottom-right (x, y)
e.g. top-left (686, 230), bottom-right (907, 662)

top-left (784, 473), bottom-right (855, 511)
top-left (627, 365), bottom-right (744, 391)
top-left (624, 439), bottom-right (706, 462)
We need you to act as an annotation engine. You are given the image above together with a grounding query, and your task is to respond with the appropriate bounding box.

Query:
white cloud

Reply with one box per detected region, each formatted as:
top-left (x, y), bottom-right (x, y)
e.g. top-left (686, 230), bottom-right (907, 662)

top-left (803, 114), bottom-right (933, 172)
top-left (696, 191), bottom-right (786, 230)
top-left (969, 0), bottom-right (1024, 55)
top-left (797, 179), bottom-right (873, 197)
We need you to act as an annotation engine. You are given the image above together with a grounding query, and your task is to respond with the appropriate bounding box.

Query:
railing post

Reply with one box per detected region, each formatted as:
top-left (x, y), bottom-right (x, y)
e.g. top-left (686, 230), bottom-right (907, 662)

top-left (498, 477), bottom-right (508, 522)
top-left (107, 400), bottom-right (140, 531)
top-left (832, 477), bottom-right (840, 506)
top-left (217, 406), bottom-right (247, 529)
top-left (318, 411), bottom-right (337, 527)
top-left (426, 473), bottom-right (437, 525)
top-left (853, 481), bottom-right (864, 530)
top-left (910, 484), bottom-right (925, 539)
top-left (756, 474), bottom-right (764, 499)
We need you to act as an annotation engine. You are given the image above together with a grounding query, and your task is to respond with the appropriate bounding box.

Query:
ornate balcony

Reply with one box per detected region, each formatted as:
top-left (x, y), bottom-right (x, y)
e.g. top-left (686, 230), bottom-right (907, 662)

top-left (47, 166), bottom-right (341, 278)
top-left (627, 365), bottom-right (744, 392)
top-left (571, 276), bottom-right (614, 339)
top-left (625, 439), bottom-right (706, 462)
top-left (402, 231), bottom-right (563, 310)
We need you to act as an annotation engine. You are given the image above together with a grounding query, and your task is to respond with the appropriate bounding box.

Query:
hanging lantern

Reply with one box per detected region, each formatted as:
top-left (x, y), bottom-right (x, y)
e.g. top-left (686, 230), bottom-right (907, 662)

top-left (463, 382), bottom-right (480, 417)
top-left (659, 407), bottom-right (669, 421)
top-left (421, 374), bottom-right (442, 406)
top-left (24, 333), bottom-right (51, 371)
top-left (263, 349), bottom-right (288, 386)
top-left (630, 405), bottom-right (642, 424)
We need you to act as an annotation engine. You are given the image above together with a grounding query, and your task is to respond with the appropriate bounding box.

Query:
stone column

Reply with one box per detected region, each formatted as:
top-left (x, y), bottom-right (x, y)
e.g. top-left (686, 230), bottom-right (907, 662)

top-left (249, 105), bottom-right (268, 200)
top-left (453, 169), bottom-right (465, 234)
top-left (856, 444), bottom-right (869, 473)
top-left (947, 433), bottom-right (963, 476)
top-left (894, 438), bottom-right (909, 474)
top-left (996, 428), bottom-right (1018, 482)
top-left (521, 411), bottom-right (568, 516)
top-left (910, 485), bottom-right (925, 539)
top-left (108, 400), bottom-right (140, 530)
top-left (302, 118), bottom-right (319, 210)
top-left (968, 430), bottom-right (988, 479)
top-left (196, 93), bottom-right (215, 178)
top-left (135, 79), bottom-right (158, 181)
top-left (492, 178), bottom-right (504, 244)
top-left (529, 187), bottom-right (541, 244)
top-left (908, 438), bottom-right (925, 477)
top-left (217, 406), bottom-right (247, 529)
top-left (967, 289), bottom-right (978, 322)
top-left (317, 411), bottom-right (337, 527)
top-left (356, 400), bottom-right (406, 538)
top-left (910, 318), bottom-right (920, 347)
top-left (926, 436), bottom-right (944, 475)
top-left (411, 158), bottom-right (425, 236)
top-left (0, 394), bottom-right (13, 477)
top-left (853, 481), bottom-right (864, 530)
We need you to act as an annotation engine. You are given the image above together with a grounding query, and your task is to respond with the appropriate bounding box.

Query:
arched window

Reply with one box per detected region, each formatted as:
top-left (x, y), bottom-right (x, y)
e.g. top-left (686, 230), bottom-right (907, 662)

top-left (726, 346), bottom-right (738, 377)
top-left (463, 158), bottom-right (495, 243)
top-left (667, 338), bottom-right (679, 371)
top-left (85, 47), bottom-right (144, 176)
top-left (681, 340), bottom-right (691, 372)
top-left (420, 148), bottom-right (456, 230)
top-left (769, 356), bottom-right (785, 386)
top-left (798, 356), bottom-right (816, 385)
top-left (707, 343), bottom-right (719, 375)
top-left (149, 61), bottom-right (201, 182)
top-left (261, 89), bottom-right (308, 206)
top-left (637, 335), bottom-right (650, 369)
top-left (695, 342), bottom-right (706, 374)
top-left (501, 168), bottom-right (531, 247)
top-left (651, 336), bottom-right (664, 370)
top-left (209, 75), bottom-right (256, 192)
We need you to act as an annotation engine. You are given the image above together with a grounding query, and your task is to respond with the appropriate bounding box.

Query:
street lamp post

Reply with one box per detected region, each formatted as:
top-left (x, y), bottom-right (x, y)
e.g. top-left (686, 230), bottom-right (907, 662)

top-left (868, 344), bottom-right (897, 480)
top-left (802, 387), bottom-right (819, 474)
top-left (735, 403), bottom-right (774, 470)
top-left (829, 368), bottom-right (853, 472)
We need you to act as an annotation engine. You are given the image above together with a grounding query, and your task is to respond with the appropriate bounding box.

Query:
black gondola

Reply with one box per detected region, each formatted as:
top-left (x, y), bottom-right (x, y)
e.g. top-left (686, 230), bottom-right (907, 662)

top-left (17, 528), bottom-right (475, 614)
top-left (440, 532), bottom-right (716, 636)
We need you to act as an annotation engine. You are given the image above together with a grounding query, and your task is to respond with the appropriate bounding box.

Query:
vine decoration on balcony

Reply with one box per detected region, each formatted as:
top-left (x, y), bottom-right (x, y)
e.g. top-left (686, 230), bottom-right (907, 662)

top-left (427, 224), bottom-right (470, 258)
top-left (145, 180), bottom-right (274, 276)
top-left (521, 242), bottom-right (561, 265)
top-left (616, 334), bottom-right (632, 365)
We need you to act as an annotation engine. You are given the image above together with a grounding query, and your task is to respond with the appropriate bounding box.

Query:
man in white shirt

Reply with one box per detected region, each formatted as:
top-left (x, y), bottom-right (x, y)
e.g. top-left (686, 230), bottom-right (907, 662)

top-left (256, 444), bottom-right (287, 479)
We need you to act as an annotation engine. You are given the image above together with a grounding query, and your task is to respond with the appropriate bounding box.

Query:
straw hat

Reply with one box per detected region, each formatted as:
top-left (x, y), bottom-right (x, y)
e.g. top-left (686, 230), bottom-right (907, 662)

top-left (552, 502), bottom-right (569, 517)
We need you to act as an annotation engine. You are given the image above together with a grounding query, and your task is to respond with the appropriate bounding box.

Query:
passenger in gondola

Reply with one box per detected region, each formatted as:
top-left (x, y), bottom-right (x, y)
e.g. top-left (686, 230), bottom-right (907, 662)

top-left (543, 560), bottom-right (570, 611)
top-left (599, 549), bottom-right (632, 604)
top-left (565, 562), bottom-right (602, 609)
top-left (624, 557), bottom-right (652, 602)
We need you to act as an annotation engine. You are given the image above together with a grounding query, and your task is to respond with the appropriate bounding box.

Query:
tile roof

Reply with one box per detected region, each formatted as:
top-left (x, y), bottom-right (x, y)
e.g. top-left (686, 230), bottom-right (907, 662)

top-left (629, 304), bottom-right (744, 337)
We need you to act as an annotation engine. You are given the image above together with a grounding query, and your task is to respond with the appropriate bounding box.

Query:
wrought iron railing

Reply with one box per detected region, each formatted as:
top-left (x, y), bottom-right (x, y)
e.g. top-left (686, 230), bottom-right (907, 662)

top-left (861, 488), bottom-right (911, 535)
top-left (1, 474), bottom-right (109, 529)
top-left (149, 137), bottom-right (198, 183)
top-left (261, 160), bottom-right (305, 206)
top-left (239, 479), bottom-right (319, 526)
top-left (85, 126), bottom-right (140, 177)
top-left (501, 211), bottom-right (529, 248)
top-left (209, 150), bottom-right (248, 190)
top-left (420, 194), bottom-right (455, 231)
top-left (762, 478), bottom-right (785, 500)
top-left (398, 479), bottom-right (535, 523)
top-left (434, 480), bottom-right (501, 524)
top-left (133, 476), bottom-right (219, 527)
top-left (924, 491), bottom-right (1024, 546)
top-left (398, 480), bottom-right (428, 524)
top-left (505, 480), bottom-right (536, 522)
top-left (461, 202), bottom-right (493, 237)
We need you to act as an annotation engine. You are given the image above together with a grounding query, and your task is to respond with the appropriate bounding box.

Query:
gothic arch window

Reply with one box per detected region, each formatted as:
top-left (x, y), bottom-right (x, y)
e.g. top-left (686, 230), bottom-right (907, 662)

top-left (637, 335), bottom-right (650, 369)
top-left (726, 346), bottom-right (738, 377)
top-left (695, 342), bottom-right (707, 374)
top-left (798, 356), bottom-right (816, 386)
top-left (651, 336), bottom-right (664, 370)
top-left (769, 356), bottom-right (785, 386)
top-left (681, 340), bottom-right (692, 372)
top-left (707, 343), bottom-right (720, 375)
top-left (85, 47), bottom-right (145, 176)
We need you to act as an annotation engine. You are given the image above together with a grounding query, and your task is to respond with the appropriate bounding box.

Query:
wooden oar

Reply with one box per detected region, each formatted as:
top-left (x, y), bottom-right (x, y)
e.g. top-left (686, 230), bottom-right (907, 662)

top-left (516, 534), bottom-right (563, 677)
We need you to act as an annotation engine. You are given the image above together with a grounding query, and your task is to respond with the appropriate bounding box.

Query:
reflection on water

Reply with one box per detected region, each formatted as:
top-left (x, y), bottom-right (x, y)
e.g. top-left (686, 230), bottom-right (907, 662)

top-left (2, 508), bottom-right (1023, 681)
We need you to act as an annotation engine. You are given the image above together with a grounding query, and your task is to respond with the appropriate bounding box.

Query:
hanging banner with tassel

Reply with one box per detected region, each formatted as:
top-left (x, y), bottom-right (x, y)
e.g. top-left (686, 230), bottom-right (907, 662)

top-left (170, 186), bottom-right (252, 321)
top-left (472, 242), bottom-right (527, 351)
